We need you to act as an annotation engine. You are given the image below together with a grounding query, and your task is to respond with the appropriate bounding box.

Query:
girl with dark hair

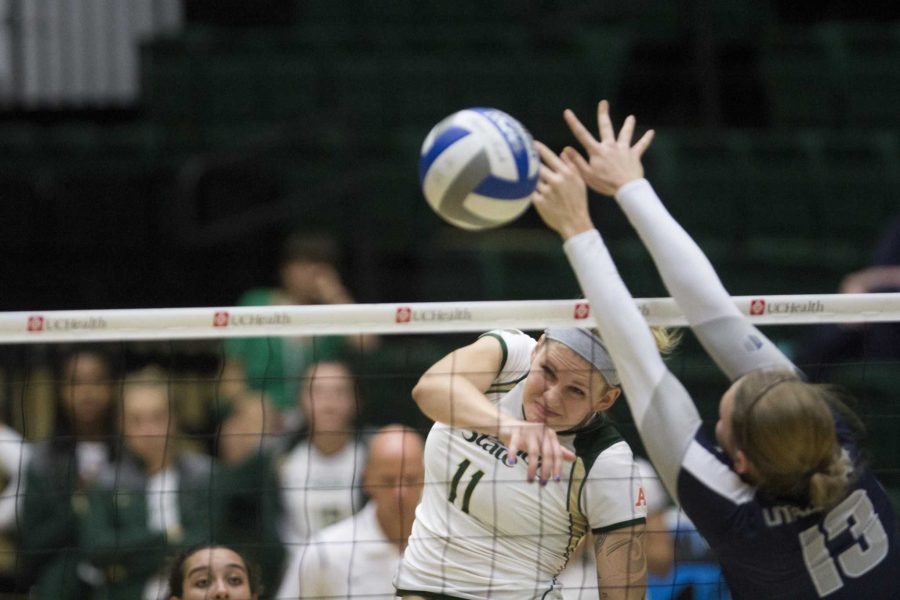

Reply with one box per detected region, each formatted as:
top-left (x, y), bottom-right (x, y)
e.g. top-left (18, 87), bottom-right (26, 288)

top-left (21, 347), bottom-right (118, 599)
top-left (168, 545), bottom-right (259, 600)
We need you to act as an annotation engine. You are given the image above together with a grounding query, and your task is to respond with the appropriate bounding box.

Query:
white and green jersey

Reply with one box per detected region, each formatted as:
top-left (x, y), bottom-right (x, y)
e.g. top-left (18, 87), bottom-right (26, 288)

top-left (395, 330), bottom-right (646, 600)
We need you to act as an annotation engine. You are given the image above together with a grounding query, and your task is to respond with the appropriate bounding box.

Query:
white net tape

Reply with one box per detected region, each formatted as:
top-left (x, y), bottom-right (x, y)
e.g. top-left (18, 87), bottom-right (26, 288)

top-left (3, 293), bottom-right (900, 343)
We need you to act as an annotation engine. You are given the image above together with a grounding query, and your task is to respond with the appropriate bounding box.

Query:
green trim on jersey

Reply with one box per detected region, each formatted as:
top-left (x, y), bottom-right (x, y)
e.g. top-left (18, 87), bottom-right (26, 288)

top-left (572, 413), bottom-right (625, 473)
top-left (571, 414), bottom-right (641, 537)
top-left (592, 516), bottom-right (647, 535)
top-left (478, 331), bottom-right (509, 374)
top-left (564, 458), bottom-right (589, 562)
top-left (396, 590), bottom-right (469, 599)
top-left (479, 331), bottom-right (529, 394)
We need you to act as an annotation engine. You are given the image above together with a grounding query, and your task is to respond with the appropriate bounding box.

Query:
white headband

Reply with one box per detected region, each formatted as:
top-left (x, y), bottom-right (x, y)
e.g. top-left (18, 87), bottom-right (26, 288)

top-left (543, 327), bottom-right (620, 386)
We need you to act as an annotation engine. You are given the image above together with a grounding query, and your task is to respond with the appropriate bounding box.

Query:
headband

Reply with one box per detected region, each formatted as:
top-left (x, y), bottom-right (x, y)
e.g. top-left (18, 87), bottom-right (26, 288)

top-left (543, 327), bottom-right (620, 386)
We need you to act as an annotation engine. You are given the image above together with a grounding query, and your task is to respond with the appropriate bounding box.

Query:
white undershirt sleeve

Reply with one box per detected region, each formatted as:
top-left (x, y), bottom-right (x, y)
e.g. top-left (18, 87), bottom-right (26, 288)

top-left (615, 178), bottom-right (796, 380)
top-left (564, 230), bottom-right (701, 498)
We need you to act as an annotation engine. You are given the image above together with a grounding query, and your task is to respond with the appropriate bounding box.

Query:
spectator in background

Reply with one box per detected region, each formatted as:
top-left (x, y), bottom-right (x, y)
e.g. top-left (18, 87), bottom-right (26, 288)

top-left (222, 231), bottom-right (377, 422)
top-left (212, 390), bottom-right (284, 597)
top-left (794, 215), bottom-right (900, 380)
top-left (0, 420), bottom-right (28, 592)
top-left (299, 425), bottom-right (425, 598)
top-left (81, 366), bottom-right (213, 600)
top-left (275, 360), bottom-right (367, 599)
top-left (21, 347), bottom-right (118, 600)
top-left (167, 544), bottom-right (260, 600)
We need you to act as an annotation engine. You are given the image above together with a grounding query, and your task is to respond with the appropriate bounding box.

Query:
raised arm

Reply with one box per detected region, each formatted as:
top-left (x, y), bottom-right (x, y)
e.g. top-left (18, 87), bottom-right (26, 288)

top-left (412, 335), bottom-right (575, 482)
top-left (532, 143), bottom-right (699, 499)
top-left (563, 101), bottom-right (795, 381)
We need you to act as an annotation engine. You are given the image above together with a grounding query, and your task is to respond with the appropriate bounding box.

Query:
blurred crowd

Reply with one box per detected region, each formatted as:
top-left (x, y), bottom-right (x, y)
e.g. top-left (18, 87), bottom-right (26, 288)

top-left (0, 231), bottom-right (739, 600)
top-left (4, 220), bottom-right (897, 599)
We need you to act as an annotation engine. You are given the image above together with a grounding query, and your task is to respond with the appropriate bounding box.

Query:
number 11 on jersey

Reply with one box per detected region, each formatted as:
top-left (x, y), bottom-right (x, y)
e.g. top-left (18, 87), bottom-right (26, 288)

top-left (449, 459), bottom-right (484, 514)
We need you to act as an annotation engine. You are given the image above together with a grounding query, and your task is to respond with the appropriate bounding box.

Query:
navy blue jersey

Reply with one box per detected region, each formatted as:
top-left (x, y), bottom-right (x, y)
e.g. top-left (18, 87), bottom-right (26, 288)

top-left (565, 181), bottom-right (900, 600)
top-left (678, 420), bottom-right (898, 599)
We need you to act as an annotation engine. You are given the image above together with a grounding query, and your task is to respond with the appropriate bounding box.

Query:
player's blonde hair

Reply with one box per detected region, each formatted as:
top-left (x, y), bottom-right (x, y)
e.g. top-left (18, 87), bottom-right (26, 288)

top-left (650, 326), bottom-right (681, 355)
top-left (732, 369), bottom-right (852, 510)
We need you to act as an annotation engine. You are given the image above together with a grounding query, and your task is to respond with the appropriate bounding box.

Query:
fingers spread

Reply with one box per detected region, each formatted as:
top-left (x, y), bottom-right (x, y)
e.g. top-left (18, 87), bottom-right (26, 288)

top-left (633, 129), bottom-right (655, 157)
top-left (563, 147), bottom-right (593, 180)
top-left (618, 115), bottom-right (636, 146)
top-left (535, 141), bottom-right (565, 172)
top-left (564, 109), bottom-right (599, 150)
top-left (597, 100), bottom-right (616, 143)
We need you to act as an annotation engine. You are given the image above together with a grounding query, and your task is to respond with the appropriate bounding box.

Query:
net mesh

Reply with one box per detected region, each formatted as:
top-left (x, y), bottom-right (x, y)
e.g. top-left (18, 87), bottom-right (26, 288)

top-left (0, 298), bottom-right (897, 599)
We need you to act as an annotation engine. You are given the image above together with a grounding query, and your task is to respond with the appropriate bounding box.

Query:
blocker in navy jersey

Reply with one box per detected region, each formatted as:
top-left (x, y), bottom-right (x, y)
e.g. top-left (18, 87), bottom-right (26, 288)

top-left (538, 104), bottom-right (900, 598)
top-left (560, 175), bottom-right (900, 599)
top-left (678, 419), bottom-right (897, 599)
top-left (419, 108), bottom-right (539, 230)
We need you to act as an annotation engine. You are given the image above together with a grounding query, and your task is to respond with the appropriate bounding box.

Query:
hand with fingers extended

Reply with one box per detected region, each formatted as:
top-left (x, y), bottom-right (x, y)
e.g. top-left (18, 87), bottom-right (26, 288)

top-left (500, 420), bottom-right (575, 485)
top-left (532, 141), bottom-right (595, 241)
top-left (562, 99), bottom-right (655, 196)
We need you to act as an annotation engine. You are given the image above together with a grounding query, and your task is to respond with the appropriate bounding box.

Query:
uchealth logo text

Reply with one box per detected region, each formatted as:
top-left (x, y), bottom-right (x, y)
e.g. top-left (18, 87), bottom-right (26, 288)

top-left (29, 316), bottom-right (107, 332)
top-left (395, 307), bottom-right (473, 323)
top-left (750, 299), bottom-right (765, 316)
top-left (215, 312), bottom-right (290, 327)
top-left (750, 299), bottom-right (824, 316)
top-left (461, 430), bottom-right (528, 467)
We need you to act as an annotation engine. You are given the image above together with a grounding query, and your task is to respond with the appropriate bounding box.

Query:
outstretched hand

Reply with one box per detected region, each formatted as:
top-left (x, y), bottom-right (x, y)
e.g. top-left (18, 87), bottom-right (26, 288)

top-left (562, 100), bottom-right (654, 196)
top-left (501, 420), bottom-right (576, 484)
top-left (532, 141), bottom-right (594, 241)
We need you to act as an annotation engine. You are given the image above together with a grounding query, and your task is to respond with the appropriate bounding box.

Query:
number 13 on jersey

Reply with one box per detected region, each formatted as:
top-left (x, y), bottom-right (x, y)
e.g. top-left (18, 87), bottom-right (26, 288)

top-left (800, 489), bottom-right (889, 596)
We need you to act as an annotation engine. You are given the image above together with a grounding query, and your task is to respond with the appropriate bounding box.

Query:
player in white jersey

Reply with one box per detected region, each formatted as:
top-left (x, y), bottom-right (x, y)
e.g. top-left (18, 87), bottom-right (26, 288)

top-left (275, 360), bottom-right (367, 599)
top-left (395, 325), bottom-right (662, 599)
top-left (531, 101), bottom-right (898, 599)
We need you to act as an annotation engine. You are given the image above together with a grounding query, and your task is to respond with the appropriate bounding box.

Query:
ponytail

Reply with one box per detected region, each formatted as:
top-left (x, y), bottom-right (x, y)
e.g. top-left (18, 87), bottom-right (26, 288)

top-left (650, 326), bottom-right (681, 355)
top-left (809, 449), bottom-right (852, 510)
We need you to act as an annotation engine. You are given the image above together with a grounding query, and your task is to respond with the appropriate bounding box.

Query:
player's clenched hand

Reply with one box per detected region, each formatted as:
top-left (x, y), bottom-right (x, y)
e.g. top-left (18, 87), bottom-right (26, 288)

top-left (532, 141), bottom-right (594, 241)
top-left (501, 421), bottom-right (575, 484)
top-left (562, 100), bottom-right (654, 197)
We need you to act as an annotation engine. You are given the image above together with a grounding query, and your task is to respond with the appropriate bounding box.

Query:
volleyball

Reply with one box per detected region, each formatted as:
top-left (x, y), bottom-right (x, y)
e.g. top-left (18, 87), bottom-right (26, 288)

top-left (418, 108), bottom-right (539, 231)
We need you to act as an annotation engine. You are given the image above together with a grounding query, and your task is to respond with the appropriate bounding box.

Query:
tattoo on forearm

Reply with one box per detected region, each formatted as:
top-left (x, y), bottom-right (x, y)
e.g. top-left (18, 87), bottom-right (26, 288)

top-left (605, 537), bottom-right (632, 556)
top-left (596, 528), bottom-right (647, 599)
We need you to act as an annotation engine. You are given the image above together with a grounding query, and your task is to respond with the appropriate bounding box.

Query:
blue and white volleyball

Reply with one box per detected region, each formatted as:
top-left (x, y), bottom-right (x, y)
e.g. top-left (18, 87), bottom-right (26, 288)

top-left (419, 108), bottom-right (539, 231)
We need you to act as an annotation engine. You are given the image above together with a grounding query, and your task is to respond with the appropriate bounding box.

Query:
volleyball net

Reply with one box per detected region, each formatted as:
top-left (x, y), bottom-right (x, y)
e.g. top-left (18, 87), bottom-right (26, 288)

top-left (1, 294), bottom-right (898, 599)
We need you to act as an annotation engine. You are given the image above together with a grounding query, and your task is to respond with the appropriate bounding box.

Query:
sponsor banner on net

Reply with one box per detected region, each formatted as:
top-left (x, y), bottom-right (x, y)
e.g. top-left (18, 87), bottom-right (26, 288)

top-left (212, 311), bottom-right (292, 328)
top-left (395, 306), bottom-right (473, 324)
top-left (27, 315), bottom-right (108, 333)
top-left (748, 299), bottom-right (825, 316)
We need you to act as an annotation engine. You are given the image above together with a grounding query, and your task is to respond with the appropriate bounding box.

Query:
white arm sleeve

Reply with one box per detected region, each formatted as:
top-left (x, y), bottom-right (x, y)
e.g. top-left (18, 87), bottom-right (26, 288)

top-left (564, 230), bottom-right (701, 499)
top-left (615, 178), bottom-right (796, 380)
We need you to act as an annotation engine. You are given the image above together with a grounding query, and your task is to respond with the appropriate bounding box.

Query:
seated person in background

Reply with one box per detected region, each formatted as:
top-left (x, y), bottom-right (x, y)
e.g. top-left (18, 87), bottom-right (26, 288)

top-left (21, 346), bottom-right (118, 600)
top-left (0, 418), bottom-right (29, 589)
top-left (222, 231), bottom-right (377, 421)
top-left (274, 360), bottom-right (368, 599)
top-left (299, 425), bottom-right (425, 599)
top-left (794, 214), bottom-right (900, 380)
top-left (167, 544), bottom-right (260, 600)
top-left (212, 390), bottom-right (284, 598)
top-left (82, 366), bottom-right (214, 600)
